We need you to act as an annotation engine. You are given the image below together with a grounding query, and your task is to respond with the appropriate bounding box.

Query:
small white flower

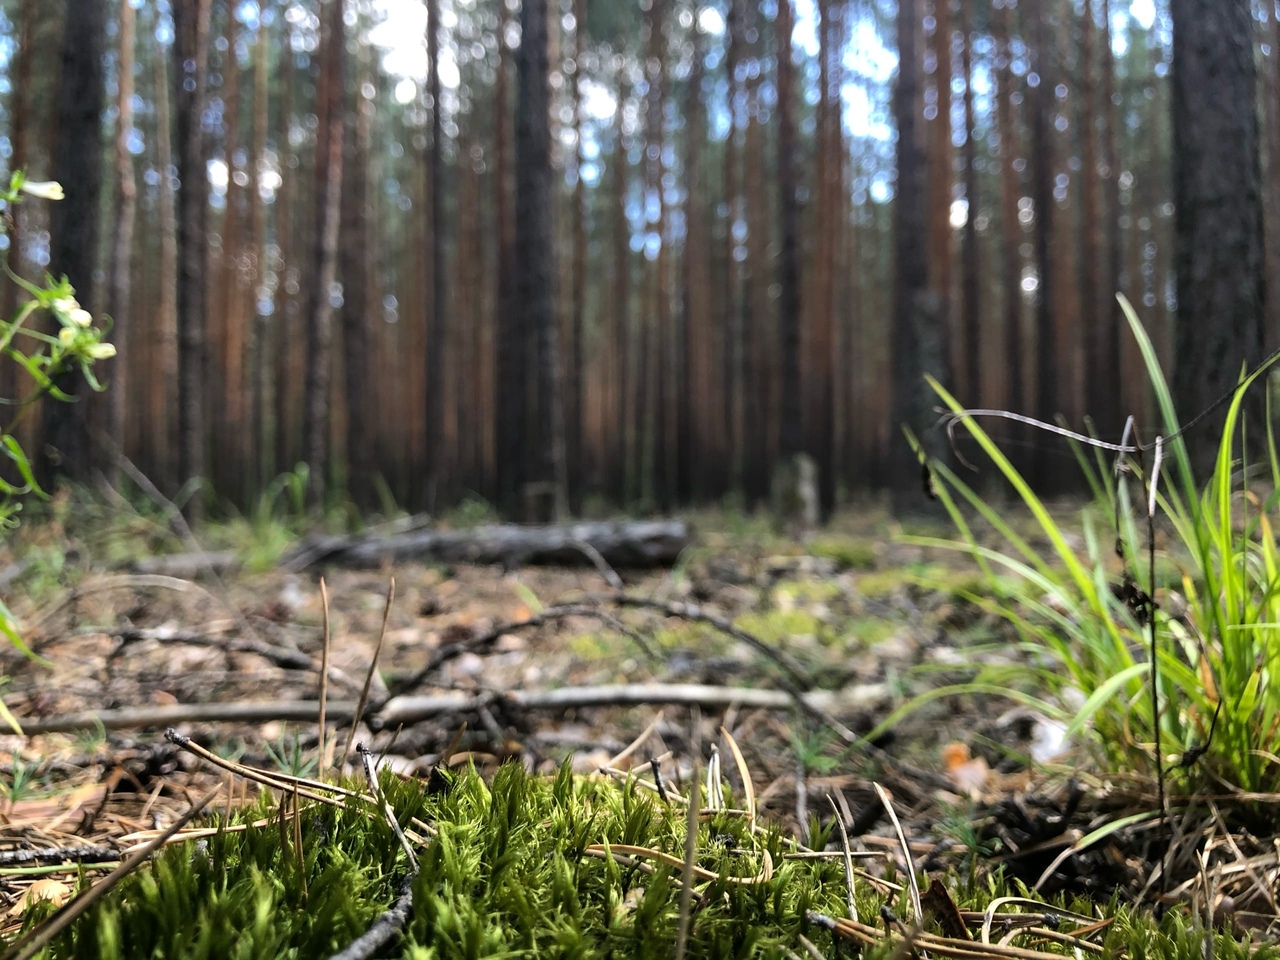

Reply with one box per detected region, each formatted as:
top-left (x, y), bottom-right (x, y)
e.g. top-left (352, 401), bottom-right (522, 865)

top-left (86, 342), bottom-right (116, 360)
top-left (52, 297), bottom-right (79, 315)
top-left (19, 181), bottom-right (64, 201)
top-left (68, 308), bottom-right (92, 327)
top-left (58, 327), bottom-right (75, 345)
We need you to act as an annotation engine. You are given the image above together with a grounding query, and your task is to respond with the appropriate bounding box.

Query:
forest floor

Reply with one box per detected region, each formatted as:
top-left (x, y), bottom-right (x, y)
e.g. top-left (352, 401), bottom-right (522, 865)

top-left (0, 498), bottom-right (1265, 951)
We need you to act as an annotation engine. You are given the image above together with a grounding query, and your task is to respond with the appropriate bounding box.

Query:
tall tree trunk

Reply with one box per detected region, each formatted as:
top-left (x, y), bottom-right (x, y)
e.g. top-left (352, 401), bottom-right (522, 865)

top-left (959, 0), bottom-right (981, 406)
top-left (1100, 0), bottom-right (1123, 431)
top-left (424, 0), bottom-right (446, 510)
top-left (514, 0), bottom-right (565, 520)
top-left (926, 0), bottom-right (954, 390)
top-left (105, 0), bottom-right (137, 488)
top-left (993, 0), bottom-right (1024, 422)
top-left (302, 0), bottom-right (345, 506)
top-left (495, 0), bottom-right (523, 517)
top-left (890, 0), bottom-right (936, 512)
top-left (250, 14), bottom-right (269, 495)
top-left (173, 0), bottom-right (212, 520)
top-left (42, 0), bottom-right (107, 484)
top-left (1261, 0), bottom-right (1280, 347)
top-left (1079, 0), bottom-right (1112, 432)
top-left (608, 68), bottom-right (631, 505)
top-left (0, 0), bottom-right (35, 418)
top-left (724, 0), bottom-right (744, 496)
top-left (810, 0), bottom-right (839, 515)
top-left (1029, 1), bottom-right (1057, 483)
top-left (776, 0), bottom-right (801, 463)
top-left (567, 0), bottom-right (587, 512)
top-left (1170, 0), bottom-right (1266, 476)
top-left (342, 35), bottom-right (374, 508)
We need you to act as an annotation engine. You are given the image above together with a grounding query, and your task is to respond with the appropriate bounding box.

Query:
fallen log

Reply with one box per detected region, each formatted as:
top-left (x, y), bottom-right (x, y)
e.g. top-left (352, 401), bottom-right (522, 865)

top-left (279, 519), bottom-right (692, 571)
top-left (126, 520), bottom-right (692, 578)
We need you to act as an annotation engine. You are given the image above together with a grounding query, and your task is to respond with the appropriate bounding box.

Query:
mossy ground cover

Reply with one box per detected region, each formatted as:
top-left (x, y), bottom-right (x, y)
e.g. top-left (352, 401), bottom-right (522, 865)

top-left (11, 760), bottom-right (1272, 959)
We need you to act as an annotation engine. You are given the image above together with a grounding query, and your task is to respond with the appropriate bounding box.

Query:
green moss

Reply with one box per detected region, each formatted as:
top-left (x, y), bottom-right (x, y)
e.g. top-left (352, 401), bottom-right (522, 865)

top-left (733, 608), bottom-right (821, 644)
top-left (808, 536), bottom-right (877, 571)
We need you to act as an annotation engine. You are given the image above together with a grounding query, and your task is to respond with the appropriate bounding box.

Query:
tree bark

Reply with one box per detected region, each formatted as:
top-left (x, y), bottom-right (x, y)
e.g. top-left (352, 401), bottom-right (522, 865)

top-left (105, 0), bottom-right (137, 489)
top-left (172, 0), bottom-right (212, 520)
top-left (959, 0), bottom-right (981, 406)
top-left (890, 0), bottom-right (938, 512)
top-left (42, 0), bottom-right (107, 484)
top-left (514, 0), bottom-right (565, 521)
top-left (424, 0), bottom-right (447, 510)
top-left (302, 0), bottom-right (346, 507)
top-left (776, 0), bottom-right (802, 462)
top-left (1170, 0), bottom-right (1266, 476)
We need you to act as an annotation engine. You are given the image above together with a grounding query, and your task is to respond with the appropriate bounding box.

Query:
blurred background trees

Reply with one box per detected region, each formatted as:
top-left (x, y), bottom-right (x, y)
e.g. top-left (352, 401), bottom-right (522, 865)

top-left (1, 0), bottom-right (1268, 520)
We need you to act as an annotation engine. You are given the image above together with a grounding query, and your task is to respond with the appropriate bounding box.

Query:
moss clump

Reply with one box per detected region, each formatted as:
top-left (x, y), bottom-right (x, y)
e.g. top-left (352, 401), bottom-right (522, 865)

top-left (808, 537), bottom-right (877, 571)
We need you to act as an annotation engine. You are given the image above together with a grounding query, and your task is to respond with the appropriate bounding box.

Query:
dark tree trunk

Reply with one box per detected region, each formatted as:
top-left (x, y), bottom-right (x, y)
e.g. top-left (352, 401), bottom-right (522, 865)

top-left (495, 0), bottom-right (523, 517)
top-left (42, 0), bottom-right (107, 484)
top-left (959, 0), bottom-right (981, 406)
top-left (1029, 1), bottom-right (1057, 484)
top-left (1170, 0), bottom-right (1266, 476)
top-left (425, 0), bottom-right (446, 510)
top-left (993, 0), bottom-right (1024, 425)
top-left (106, 0), bottom-right (137, 489)
top-left (342, 40), bottom-right (374, 508)
top-left (172, 0), bottom-right (212, 520)
top-left (302, 0), bottom-right (345, 506)
top-left (567, 0), bottom-right (587, 512)
top-left (890, 0), bottom-right (938, 511)
top-left (776, 0), bottom-right (801, 459)
top-left (1100, 0), bottom-right (1123, 430)
top-left (513, 0), bottom-right (564, 521)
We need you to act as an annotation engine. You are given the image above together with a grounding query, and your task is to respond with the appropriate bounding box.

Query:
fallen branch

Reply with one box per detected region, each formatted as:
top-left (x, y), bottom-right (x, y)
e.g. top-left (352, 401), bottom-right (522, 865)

top-left (14, 683), bottom-right (890, 736)
top-left (326, 873), bottom-right (417, 960)
top-left (280, 519), bottom-right (691, 571)
top-left (374, 683), bottom-right (888, 729)
top-left (18, 700), bottom-right (359, 735)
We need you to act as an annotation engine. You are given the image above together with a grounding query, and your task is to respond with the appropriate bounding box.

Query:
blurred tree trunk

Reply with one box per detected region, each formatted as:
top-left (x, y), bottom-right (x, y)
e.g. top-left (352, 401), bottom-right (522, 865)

top-left (424, 0), bottom-right (446, 510)
top-left (172, 0), bottom-right (212, 519)
top-left (495, 0), bottom-right (523, 517)
top-left (0, 0), bottom-right (34, 418)
top-left (1171, 0), bottom-right (1265, 475)
top-left (1261, 0), bottom-right (1280, 348)
top-left (302, 0), bottom-right (345, 507)
top-left (341, 38), bottom-right (374, 508)
top-left (152, 8), bottom-right (179, 493)
top-left (743, 2), bottom-right (771, 507)
top-left (608, 65), bottom-right (631, 504)
top-left (250, 15), bottom-right (268, 495)
top-left (216, 6), bottom-right (248, 502)
top-left (567, 0), bottom-right (587, 512)
top-left (273, 20), bottom-right (297, 480)
top-left (1028, 1), bottom-right (1057, 484)
top-left (105, 0), bottom-right (136, 489)
top-left (959, 0), bottom-right (981, 406)
top-left (776, 0), bottom-right (801, 465)
top-left (890, 0), bottom-right (938, 512)
top-left (724, 0), bottom-right (743, 495)
top-left (683, 10), bottom-right (716, 502)
top-left (810, 0), bottom-right (838, 515)
top-left (926, 0), bottom-right (954, 390)
top-left (42, 0), bottom-right (106, 484)
top-left (513, 0), bottom-right (565, 520)
top-left (993, 0), bottom-right (1024, 422)
top-left (1100, 0), bottom-right (1123, 429)
top-left (1079, 0), bottom-right (1112, 431)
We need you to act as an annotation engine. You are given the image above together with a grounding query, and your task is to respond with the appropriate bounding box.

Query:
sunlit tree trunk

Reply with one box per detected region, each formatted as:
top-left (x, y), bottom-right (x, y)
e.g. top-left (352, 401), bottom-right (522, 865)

top-left (302, 0), bottom-right (345, 506)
